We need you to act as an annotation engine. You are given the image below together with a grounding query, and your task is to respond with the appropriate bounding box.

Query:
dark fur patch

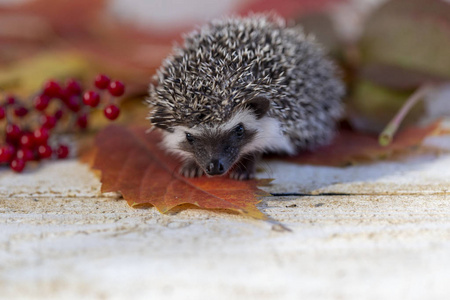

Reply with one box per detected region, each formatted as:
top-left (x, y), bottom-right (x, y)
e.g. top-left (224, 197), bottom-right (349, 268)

top-left (244, 97), bottom-right (270, 119)
top-left (179, 125), bottom-right (257, 173)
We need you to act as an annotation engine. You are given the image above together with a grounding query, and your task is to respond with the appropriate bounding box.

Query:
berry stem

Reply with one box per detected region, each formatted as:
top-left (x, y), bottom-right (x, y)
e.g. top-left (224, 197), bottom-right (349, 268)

top-left (66, 110), bottom-right (78, 134)
top-left (379, 83), bottom-right (434, 146)
top-left (6, 104), bottom-right (13, 124)
top-left (104, 90), bottom-right (113, 105)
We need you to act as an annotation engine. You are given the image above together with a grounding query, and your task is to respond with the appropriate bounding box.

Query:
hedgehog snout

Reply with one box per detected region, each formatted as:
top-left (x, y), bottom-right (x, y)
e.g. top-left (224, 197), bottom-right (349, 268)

top-left (196, 145), bottom-right (238, 177)
top-left (205, 159), bottom-right (226, 176)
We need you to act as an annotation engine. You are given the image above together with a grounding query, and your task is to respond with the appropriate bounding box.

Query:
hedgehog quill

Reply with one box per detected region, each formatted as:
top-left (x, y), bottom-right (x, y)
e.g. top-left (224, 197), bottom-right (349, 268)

top-left (148, 14), bottom-right (344, 180)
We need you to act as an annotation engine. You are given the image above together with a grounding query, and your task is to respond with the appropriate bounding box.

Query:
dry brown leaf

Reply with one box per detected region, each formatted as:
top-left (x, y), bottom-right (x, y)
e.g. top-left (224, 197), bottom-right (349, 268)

top-left (92, 125), bottom-right (270, 219)
top-left (359, 0), bottom-right (450, 88)
top-left (0, 0), bottom-right (105, 36)
top-left (282, 121), bottom-right (443, 166)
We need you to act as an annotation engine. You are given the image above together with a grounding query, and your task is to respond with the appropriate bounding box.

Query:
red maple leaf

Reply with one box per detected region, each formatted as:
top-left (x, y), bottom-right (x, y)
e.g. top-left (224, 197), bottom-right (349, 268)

top-left (93, 125), bottom-right (270, 219)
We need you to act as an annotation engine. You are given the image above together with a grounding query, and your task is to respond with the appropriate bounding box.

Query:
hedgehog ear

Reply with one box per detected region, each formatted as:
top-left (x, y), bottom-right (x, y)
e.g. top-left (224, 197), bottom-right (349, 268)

top-left (245, 97), bottom-right (270, 119)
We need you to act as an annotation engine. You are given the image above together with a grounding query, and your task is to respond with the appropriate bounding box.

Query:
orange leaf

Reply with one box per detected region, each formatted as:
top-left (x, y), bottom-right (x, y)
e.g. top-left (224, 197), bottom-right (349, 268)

top-left (284, 120), bottom-right (443, 166)
top-left (92, 125), bottom-right (270, 219)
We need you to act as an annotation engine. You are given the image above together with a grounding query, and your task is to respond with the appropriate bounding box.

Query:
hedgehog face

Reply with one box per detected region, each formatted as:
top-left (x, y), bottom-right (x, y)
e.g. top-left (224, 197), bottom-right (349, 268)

top-left (159, 97), bottom-right (296, 177)
top-left (162, 109), bottom-right (259, 176)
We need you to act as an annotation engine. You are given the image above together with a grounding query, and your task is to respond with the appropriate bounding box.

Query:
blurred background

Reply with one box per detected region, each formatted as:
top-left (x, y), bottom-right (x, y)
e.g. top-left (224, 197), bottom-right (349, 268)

top-left (0, 0), bottom-right (366, 91)
top-left (0, 0), bottom-right (449, 132)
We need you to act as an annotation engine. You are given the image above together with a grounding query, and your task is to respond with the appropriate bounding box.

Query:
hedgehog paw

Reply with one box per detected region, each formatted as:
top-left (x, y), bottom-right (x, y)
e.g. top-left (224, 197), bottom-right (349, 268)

top-left (179, 161), bottom-right (204, 178)
top-left (229, 168), bottom-right (255, 181)
top-left (229, 155), bottom-right (258, 180)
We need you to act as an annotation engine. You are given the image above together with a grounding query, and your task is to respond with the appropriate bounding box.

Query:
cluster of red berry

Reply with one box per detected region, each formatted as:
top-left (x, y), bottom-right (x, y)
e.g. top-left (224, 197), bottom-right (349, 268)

top-left (0, 74), bottom-right (125, 173)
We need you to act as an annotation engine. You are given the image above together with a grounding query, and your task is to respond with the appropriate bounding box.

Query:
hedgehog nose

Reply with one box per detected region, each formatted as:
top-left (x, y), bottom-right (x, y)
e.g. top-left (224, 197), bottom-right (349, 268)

top-left (206, 159), bottom-right (225, 175)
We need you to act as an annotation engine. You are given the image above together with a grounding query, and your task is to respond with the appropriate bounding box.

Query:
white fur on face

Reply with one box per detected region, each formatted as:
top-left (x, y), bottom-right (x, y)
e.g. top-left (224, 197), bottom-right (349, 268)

top-left (160, 108), bottom-right (295, 158)
top-left (218, 109), bottom-right (295, 155)
top-left (242, 118), bottom-right (295, 155)
top-left (160, 126), bottom-right (193, 159)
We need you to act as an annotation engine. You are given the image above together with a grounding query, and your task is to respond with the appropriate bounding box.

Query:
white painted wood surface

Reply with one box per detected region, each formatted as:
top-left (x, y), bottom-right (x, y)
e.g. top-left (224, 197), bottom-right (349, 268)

top-left (1, 144), bottom-right (449, 299)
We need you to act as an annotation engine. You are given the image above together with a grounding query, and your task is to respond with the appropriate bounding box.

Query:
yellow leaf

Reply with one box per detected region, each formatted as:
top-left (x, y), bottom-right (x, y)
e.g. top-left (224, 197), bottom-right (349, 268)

top-left (0, 51), bottom-right (90, 96)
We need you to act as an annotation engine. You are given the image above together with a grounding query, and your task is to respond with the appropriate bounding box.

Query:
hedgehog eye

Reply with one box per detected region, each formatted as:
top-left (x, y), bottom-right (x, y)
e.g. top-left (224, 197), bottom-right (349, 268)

top-left (235, 124), bottom-right (244, 137)
top-left (185, 132), bottom-right (194, 143)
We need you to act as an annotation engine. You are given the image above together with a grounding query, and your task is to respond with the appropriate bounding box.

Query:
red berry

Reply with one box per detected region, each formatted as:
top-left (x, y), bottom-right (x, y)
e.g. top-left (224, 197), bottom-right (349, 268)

top-left (33, 127), bottom-right (49, 145)
top-left (58, 87), bottom-right (71, 102)
top-left (94, 74), bottom-right (110, 89)
top-left (6, 95), bottom-right (15, 105)
top-left (14, 106), bottom-right (28, 117)
top-left (56, 144), bottom-right (69, 159)
top-left (10, 158), bottom-right (25, 173)
top-left (0, 145), bottom-right (15, 163)
top-left (6, 124), bottom-right (21, 143)
top-left (108, 80), bottom-right (125, 97)
top-left (66, 95), bottom-right (81, 112)
top-left (77, 114), bottom-right (88, 129)
top-left (0, 107), bottom-right (5, 120)
top-left (16, 148), bottom-right (34, 161)
top-left (34, 94), bottom-right (50, 111)
top-left (83, 91), bottom-right (100, 107)
top-left (43, 80), bottom-right (61, 98)
top-left (41, 115), bottom-right (57, 129)
top-left (104, 104), bottom-right (120, 120)
top-left (66, 78), bottom-right (82, 95)
top-left (19, 132), bottom-right (35, 149)
top-left (38, 144), bottom-right (52, 159)
top-left (54, 109), bottom-right (64, 120)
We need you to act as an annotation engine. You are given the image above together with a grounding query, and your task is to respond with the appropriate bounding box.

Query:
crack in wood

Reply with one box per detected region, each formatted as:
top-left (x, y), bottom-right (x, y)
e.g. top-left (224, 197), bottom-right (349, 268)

top-left (270, 193), bottom-right (351, 197)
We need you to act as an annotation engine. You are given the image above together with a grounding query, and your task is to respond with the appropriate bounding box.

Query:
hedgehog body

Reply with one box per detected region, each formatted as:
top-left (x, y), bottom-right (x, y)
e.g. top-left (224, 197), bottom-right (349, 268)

top-left (148, 14), bottom-right (344, 179)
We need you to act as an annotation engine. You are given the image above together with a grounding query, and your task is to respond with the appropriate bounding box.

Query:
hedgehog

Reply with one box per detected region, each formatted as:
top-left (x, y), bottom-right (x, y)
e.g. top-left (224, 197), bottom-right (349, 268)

top-left (147, 14), bottom-right (344, 180)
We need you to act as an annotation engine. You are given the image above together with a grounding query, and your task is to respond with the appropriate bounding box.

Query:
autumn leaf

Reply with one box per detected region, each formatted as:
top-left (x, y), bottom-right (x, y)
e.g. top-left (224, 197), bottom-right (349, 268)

top-left (348, 0), bottom-right (450, 132)
top-left (0, 51), bottom-right (90, 96)
top-left (348, 80), bottom-right (424, 133)
top-left (360, 0), bottom-right (450, 87)
top-left (0, 0), bottom-right (174, 95)
top-left (283, 120), bottom-right (443, 166)
top-left (92, 125), bottom-right (270, 219)
top-left (0, 0), bottom-right (106, 36)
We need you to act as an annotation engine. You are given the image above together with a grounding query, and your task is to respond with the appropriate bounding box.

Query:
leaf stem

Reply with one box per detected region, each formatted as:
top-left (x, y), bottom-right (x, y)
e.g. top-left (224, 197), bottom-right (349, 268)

top-left (379, 84), bottom-right (434, 146)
